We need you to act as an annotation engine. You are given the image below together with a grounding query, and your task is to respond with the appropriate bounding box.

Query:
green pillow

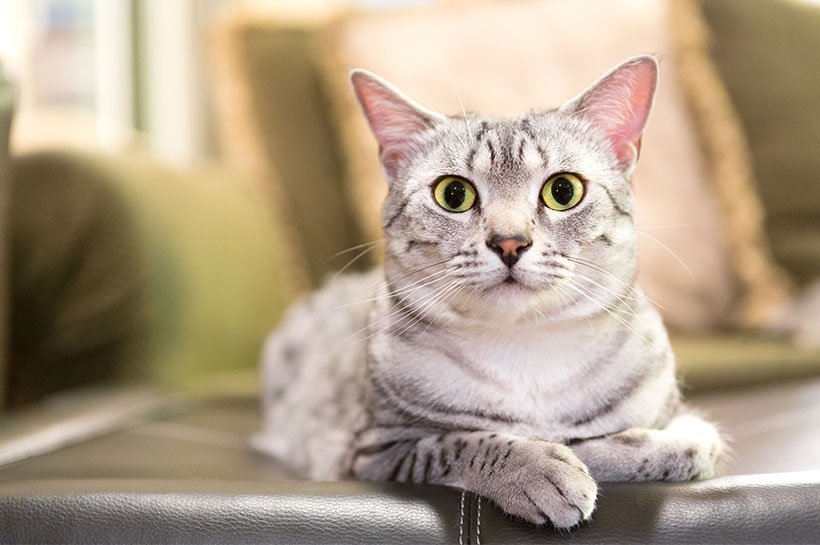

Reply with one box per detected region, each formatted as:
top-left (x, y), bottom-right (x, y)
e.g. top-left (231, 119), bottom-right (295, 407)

top-left (7, 152), bottom-right (294, 407)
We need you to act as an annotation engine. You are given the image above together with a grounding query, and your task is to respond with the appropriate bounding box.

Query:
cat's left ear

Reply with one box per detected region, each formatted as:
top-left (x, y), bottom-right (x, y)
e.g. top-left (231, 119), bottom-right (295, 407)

top-left (561, 55), bottom-right (658, 173)
top-left (351, 69), bottom-right (446, 179)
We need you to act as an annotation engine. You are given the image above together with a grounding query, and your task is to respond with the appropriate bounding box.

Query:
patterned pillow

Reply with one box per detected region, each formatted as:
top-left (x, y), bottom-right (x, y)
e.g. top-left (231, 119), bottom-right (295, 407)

top-left (320, 0), bottom-right (762, 330)
top-left (209, 0), bottom-right (790, 331)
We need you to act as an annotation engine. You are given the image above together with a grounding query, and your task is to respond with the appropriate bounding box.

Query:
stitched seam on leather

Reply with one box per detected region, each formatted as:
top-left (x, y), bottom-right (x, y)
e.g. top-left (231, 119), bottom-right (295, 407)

top-left (459, 490), bottom-right (466, 545)
top-left (466, 493), bottom-right (474, 545)
top-left (476, 496), bottom-right (482, 545)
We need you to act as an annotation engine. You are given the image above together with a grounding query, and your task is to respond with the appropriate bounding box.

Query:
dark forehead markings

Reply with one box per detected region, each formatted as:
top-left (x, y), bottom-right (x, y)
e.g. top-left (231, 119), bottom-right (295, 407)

top-left (519, 117), bottom-right (536, 139)
top-left (475, 120), bottom-right (490, 142)
top-left (465, 121), bottom-right (490, 172)
top-left (536, 144), bottom-right (549, 166)
top-left (486, 139), bottom-right (496, 167)
top-left (518, 117), bottom-right (549, 167)
top-left (466, 117), bottom-right (554, 174)
top-left (498, 124), bottom-right (519, 167)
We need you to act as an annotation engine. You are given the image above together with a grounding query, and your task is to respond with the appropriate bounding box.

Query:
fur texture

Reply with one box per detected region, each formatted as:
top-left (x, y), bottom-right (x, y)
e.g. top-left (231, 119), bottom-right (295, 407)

top-left (254, 55), bottom-right (724, 528)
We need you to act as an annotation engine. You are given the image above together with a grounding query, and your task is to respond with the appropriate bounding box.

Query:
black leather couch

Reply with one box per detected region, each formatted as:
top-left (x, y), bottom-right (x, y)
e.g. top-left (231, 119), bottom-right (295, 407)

top-left (1, 378), bottom-right (818, 544)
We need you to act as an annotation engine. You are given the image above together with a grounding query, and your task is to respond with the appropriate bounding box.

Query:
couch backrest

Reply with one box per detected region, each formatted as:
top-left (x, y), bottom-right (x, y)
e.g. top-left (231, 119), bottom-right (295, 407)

top-left (208, 21), bottom-right (366, 287)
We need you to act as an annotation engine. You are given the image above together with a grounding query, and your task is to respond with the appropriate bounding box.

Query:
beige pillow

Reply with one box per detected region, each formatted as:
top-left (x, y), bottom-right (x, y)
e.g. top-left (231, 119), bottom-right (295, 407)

top-left (321, 0), bottom-right (734, 330)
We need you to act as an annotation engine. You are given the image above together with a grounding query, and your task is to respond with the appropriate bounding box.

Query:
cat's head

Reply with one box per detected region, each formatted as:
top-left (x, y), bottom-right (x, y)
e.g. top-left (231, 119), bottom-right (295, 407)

top-left (351, 56), bottom-right (657, 325)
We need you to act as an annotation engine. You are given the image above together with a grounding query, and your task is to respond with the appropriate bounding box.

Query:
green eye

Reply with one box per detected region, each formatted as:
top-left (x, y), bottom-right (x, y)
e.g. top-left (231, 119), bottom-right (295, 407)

top-left (433, 176), bottom-right (477, 212)
top-left (541, 173), bottom-right (585, 211)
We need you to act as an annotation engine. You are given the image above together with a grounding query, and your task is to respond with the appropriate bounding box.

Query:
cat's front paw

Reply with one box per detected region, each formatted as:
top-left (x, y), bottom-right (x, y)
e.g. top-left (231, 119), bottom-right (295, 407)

top-left (488, 443), bottom-right (597, 528)
top-left (659, 415), bottom-right (724, 481)
top-left (618, 415), bottom-right (723, 481)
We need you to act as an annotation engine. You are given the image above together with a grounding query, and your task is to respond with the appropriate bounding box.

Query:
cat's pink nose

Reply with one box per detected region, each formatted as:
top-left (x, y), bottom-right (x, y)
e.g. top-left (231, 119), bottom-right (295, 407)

top-left (487, 234), bottom-right (532, 267)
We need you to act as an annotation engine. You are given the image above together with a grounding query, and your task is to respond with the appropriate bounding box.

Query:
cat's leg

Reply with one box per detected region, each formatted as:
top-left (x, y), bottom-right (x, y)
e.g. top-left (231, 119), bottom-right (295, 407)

top-left (352, 429), bottom-right (597, 528)
top-left (568, 412), bottom-right (724, 482)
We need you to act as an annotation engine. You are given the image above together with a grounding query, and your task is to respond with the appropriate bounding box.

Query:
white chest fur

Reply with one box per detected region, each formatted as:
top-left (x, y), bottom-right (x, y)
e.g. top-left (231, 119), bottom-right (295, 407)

top-left (372, 307), bottom-right (669, 441)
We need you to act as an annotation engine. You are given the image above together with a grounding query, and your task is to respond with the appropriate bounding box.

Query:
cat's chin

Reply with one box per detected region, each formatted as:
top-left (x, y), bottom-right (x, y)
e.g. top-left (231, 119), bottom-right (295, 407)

top-left (481, 278), bottom-right (539, 307)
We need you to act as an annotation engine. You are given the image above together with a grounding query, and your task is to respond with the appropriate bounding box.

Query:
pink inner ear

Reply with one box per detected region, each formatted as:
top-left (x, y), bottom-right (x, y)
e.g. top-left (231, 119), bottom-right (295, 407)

top-left (351, 71), bottom-right (434, 170)
top-left (577, 58), bottom-right (657, 167)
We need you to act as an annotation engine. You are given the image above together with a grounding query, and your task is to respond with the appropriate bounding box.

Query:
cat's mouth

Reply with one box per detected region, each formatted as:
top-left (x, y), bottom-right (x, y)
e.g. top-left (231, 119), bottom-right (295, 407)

top-left (497, 273), bottom-right (529, 291)
top-left (483, 274), bottom-right (533, 302)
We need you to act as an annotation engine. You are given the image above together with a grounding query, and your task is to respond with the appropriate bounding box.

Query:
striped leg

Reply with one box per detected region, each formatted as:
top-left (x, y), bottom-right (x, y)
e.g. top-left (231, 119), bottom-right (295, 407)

top-left (352, 428), bottom-right (597, 528)
top-left (569, 413), bottom-right (724, 482)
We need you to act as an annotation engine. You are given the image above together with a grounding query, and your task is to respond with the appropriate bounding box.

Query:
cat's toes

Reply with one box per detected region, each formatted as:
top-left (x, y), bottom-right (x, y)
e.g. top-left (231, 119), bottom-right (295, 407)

top-left (663, 414), bottom-right (724, 480)
top-left (643, 437), bottom-right (722, 481)
top-left (679, 439), bottom-right (722, 480)
top-left (494, 448), bottom-right (597, 528)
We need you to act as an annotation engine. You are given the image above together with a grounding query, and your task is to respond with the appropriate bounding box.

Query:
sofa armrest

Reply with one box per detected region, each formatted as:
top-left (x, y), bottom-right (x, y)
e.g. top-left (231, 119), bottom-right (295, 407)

top-left (1, 474), bottom-right (818, 545)
top-left (1, 378), bottom-right (819, 544)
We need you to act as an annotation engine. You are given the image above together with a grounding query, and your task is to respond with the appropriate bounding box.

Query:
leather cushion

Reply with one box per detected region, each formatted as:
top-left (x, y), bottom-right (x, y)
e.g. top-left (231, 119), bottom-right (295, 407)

top-left (0, 475), bottom-right (818, 544)
top-left (1, 379), bottom-right (819, 543)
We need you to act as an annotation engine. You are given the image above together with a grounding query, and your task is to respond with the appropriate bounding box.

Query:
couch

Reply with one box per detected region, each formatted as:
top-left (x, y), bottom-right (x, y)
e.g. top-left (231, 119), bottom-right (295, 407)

top-left (1, 1), bottom-right (819, 543)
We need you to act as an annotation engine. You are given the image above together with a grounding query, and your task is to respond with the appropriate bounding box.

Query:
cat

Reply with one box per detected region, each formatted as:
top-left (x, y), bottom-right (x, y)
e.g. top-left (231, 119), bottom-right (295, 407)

top-left (253, 55), bottom-right (724, 528)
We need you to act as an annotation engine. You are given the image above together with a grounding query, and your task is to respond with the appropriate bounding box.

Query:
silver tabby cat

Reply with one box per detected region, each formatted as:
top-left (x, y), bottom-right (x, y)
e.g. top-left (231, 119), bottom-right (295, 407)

top-left (254, 55), bottom-right (724, 528)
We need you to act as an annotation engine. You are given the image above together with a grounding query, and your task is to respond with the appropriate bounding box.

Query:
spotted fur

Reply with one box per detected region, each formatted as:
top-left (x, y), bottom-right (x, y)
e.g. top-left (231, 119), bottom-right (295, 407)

top-left (253, 56), bottom-right (724, 528)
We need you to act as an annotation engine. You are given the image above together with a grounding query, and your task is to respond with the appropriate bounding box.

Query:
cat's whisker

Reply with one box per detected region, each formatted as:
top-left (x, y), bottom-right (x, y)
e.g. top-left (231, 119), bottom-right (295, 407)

top-left (547, 283), bottom-right (589, 329)
top-left (440, 59), bottom-right (474, 142)
top-left (338, 280), bottom-right (451, 345)
top-left (565, 256), bottom-right (670, 312)
top-left (349, 280), bottom-right (461, 346)
top-left (635, 231), bottom-right (693, 278)
top-left (375, 280), bottom-right (455, 327)
top-left (565, 281), bottom-right (641, 342)
top-left (398, 280), bottom-right (465, 338)
top-left (528, 293), bottom-right (547, 327)
top-left (329, 239), bottom-right (384, 260)
top-left (332, 242), bottom-right (382, 281)
top-left (464, 85), bottom-right (476, 119)
top-left (440, 116), bottom-right (469, 152)
top-left (386, 266), bottom-right (458, 297)
top-left (345, 256), bottom-right (457, 305)
top-left (339, 287), bottom-right (436, 348)
top-left (635, 224), bottom-right (689, 230)
top-left (569, 270), bottom-right (652, 335)
top-left (548, 285), bottom-right (573, 323)
top-left (413, 90), bottom-right (468, 152)
top-left (331, 267), bottom-right (455, 312)
top-left (422, 282), bottom-right (468, 335)
top-left (564, 278), bottom-right (653, 345)
top-left (568, 268), bottom-right (643, 317)
top-left (565, 277), bottom-right (636, 329)
top-left (564, 255), bottom-right (640, 299)
top-left (563, 255), bottom-right (631, 290)
top-left (386, 256), bottom-right (456, 286)
top-left (330, 269), bottom-right (442, 312)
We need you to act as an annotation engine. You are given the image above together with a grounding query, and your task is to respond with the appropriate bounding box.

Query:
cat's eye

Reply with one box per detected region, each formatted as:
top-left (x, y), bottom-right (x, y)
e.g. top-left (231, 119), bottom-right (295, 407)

top-left (433, 176), bottom-right (477, 213)
top-left (541, 173), bottom-right (585, 211)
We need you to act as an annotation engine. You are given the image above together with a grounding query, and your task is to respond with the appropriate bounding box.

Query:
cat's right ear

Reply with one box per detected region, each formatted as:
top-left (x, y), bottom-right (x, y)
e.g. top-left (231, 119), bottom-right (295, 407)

top-left (350, 70), bottom-right (444, 178)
